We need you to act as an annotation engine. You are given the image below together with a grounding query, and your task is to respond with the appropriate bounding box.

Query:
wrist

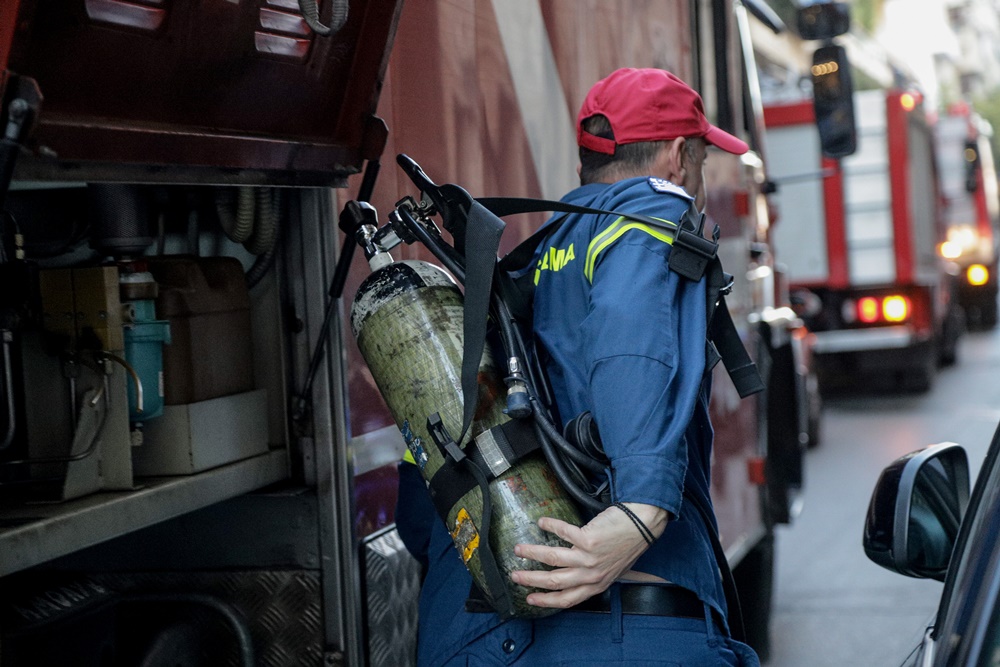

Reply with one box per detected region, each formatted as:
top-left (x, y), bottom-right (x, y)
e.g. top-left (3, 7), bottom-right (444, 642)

top-left (621, 502), bottom-right (669, 539)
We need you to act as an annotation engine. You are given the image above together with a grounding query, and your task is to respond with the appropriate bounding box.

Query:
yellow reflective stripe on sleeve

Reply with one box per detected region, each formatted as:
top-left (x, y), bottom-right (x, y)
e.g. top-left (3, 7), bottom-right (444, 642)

top-left (402, 448), bottom-right (416, 465)
top-left (584, 216), bottom-right (677, 282)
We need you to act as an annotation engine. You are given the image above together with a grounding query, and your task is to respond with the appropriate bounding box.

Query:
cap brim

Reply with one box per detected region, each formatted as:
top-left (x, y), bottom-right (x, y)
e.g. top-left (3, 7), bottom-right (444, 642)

top-left (704, 125), bottom-right (749, 155)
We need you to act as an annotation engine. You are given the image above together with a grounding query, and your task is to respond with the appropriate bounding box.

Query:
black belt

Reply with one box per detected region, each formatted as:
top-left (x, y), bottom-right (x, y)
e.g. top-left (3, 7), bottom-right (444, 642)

top-left (569, 583), bottom-right (704, 619)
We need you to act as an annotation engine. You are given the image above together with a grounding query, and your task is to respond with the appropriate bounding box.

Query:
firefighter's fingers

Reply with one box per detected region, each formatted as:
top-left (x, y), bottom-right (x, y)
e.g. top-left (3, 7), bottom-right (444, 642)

top-left (513, 543), bottom-right (571, 567)
top-left (535, 516), bottom-right (586, 545)
top-left (509, 565), bottom-right (604, 592)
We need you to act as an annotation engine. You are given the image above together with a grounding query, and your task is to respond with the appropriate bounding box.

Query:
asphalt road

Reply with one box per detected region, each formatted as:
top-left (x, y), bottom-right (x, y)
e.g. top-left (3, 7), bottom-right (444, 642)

top-left (765, 326), bottom-right (1000, 667)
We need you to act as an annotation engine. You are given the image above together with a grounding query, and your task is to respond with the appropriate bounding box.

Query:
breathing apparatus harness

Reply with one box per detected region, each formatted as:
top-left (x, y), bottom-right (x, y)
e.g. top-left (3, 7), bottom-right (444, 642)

top-left (343, 155), bottom-right (763, 632)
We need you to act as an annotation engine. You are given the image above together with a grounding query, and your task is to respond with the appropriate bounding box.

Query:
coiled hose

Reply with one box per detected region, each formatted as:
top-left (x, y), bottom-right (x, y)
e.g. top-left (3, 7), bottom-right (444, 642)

top-left (215, 187), bottom-right (283, 289)
top-left (298, 0), bottom-right (349, 36)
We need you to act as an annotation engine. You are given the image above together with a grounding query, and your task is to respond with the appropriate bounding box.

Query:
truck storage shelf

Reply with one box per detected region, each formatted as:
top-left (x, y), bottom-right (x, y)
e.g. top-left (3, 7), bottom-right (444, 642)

top-left (0, 449), bottom-right (289, 577)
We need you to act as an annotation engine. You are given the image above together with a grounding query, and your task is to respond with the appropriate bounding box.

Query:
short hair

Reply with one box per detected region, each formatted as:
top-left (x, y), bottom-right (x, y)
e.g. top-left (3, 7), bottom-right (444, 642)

top-left (578, 115), bottom-right (701, 186)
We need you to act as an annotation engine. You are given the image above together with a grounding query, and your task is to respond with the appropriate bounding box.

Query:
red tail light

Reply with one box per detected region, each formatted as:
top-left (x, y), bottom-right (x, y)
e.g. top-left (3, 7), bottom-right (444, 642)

top-left (858, 297), bottom-right (880, 323)
top-left (854, 295), bottom-right (911, 324)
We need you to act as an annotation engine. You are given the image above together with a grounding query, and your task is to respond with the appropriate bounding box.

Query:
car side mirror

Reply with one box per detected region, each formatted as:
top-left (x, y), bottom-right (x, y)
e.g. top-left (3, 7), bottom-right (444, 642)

top-left (863, 443), bottom-right (970, 581)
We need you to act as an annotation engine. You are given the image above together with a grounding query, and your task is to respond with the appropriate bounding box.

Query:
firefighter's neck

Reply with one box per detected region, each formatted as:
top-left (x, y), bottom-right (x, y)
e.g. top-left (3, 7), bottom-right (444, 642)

top-left (582, 139), bottom-right (685, 185)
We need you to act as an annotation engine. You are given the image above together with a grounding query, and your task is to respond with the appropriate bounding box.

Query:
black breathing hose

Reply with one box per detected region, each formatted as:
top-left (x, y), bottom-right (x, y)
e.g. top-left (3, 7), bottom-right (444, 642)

top-left (531, 414), bottom-right (606, 514)
top-left (492, 295), bottom-right (606, 477)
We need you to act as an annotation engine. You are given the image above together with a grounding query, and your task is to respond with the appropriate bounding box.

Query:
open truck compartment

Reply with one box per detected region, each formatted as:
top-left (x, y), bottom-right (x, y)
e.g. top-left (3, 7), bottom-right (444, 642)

top-left (0, 1), bottom-right (814, 664)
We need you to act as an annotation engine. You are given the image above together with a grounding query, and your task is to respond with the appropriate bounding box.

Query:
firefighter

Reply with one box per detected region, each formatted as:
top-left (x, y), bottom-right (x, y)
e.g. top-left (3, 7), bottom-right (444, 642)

top-left (396, 67), bottom-right (760, 666)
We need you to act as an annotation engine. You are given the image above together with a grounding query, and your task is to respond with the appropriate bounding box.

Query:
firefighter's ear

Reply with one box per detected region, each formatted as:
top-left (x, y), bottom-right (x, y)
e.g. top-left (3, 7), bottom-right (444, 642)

top-left (654, 137), bottom-right (686, 183)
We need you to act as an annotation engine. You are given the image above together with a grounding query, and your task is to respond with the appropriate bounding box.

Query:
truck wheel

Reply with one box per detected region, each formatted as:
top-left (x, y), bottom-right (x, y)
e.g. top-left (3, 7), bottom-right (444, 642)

top-left (938, 326), bottom-right (959, 367)
top-left (733, 531), bottom-right (775, 662)
top-left (980, 296), bottom-right (998, 329)
top-left (806, 370), bottom-right (822, 449)
top-left (901, 364), bottom-right (933, 393)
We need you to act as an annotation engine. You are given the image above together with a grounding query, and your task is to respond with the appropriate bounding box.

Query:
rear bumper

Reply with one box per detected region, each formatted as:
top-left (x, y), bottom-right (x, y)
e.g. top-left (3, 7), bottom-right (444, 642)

top-left (811, 326), bottom-right (916, 354)
top-left (814, 329), bottom-right (934, 376)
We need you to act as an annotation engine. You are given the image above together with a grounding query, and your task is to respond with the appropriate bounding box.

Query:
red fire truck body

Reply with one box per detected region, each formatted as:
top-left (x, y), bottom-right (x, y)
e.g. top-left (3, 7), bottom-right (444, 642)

top-left (0, 1), bottom-right (812, 664)
top-left (936, 104), bottom-right (1000, 328)
top-left (765, 89), bottom-right (963, 392)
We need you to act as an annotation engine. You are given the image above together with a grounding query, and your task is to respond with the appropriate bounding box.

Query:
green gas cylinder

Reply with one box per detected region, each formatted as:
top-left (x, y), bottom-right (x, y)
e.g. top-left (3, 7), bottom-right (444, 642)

top-left (351, 258), bottom-right (581, 618)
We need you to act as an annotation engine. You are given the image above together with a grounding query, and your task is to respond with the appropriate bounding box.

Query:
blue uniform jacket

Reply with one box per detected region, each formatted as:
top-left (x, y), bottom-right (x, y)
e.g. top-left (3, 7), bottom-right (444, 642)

top-left (395, 176), bottom-right (726, 666)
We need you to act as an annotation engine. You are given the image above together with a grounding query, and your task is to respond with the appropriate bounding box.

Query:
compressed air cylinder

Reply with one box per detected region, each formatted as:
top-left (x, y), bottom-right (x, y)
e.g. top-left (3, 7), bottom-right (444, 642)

top-left (351, 259), bottom-right (581, 618)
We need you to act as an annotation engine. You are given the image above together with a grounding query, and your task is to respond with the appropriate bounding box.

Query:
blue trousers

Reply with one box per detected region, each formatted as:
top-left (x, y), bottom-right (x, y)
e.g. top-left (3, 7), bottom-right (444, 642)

top-left (438, 584), bottom-right (761, 666)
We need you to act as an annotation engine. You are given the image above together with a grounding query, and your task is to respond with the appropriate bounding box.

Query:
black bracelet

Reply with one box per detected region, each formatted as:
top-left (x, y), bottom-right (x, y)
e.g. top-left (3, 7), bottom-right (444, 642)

top-left (614, 502), bottom-right (656, 546)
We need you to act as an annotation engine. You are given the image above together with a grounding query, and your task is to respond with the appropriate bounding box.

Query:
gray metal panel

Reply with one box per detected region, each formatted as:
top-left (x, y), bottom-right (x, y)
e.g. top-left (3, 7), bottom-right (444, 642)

top-left (4, 570), bottom-right (324, 667)
top-left (101, 571), bottom-right (323, 667)
top-left (843, 91), bottom-right (895, 284)
top-left (45, 488), bottom-right (321, 571)
top-left (363, 527), bottom-right (420, 667)
top-left (291, 188), bottom-right (363, 663)
top-left (0, 449), bottom-right (289, 577)
top-left (767, 123), bottom-right (830, 283)
top-left (907, 120), bottom-right (940, 278)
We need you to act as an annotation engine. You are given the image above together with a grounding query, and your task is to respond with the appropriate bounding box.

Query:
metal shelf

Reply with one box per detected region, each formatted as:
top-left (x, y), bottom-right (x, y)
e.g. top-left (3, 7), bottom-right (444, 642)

top-left (0, 449), bottom-right (289, 577)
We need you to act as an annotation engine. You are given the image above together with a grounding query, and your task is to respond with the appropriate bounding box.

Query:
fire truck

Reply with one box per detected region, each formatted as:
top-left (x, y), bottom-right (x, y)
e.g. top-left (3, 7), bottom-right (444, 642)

top-left (765, 88), bottom-right (964, 393)
top-left (0, 1), bottom-right (818, 664)
top-left (936, 102), bottom-right (1000, 329)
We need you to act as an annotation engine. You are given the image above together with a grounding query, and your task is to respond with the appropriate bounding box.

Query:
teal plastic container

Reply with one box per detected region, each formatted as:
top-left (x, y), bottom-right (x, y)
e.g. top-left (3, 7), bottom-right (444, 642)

top-left (124, 299), bottom-right (172, 423)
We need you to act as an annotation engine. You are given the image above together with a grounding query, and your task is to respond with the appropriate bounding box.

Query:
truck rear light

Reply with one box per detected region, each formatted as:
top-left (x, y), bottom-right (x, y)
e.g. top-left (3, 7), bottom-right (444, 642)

top-left (847, 294), bottom-right (911, 324)
top-left (968, 264), bottom-right (990, 286)
top-left (940, 241), bottom-right (962, 259)
top-left (858, 297), bottom-right (880, 323)
top-left (882, 295), bottom-right (910, 322)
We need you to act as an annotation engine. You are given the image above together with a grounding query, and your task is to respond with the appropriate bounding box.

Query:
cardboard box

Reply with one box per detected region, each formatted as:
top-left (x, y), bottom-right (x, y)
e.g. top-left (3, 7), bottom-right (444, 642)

top-left (134, 388), bottom-right (268, 476)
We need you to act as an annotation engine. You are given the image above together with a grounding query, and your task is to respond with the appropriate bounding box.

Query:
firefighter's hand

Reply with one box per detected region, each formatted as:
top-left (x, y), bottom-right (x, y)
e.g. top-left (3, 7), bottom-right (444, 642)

top-left (509, 502), bottom-right (669, 609)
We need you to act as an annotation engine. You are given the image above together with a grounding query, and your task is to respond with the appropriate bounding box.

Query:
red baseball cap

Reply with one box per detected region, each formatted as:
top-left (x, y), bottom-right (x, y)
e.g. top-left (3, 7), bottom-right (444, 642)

top-left (577, 68), bottom-right (749, 156)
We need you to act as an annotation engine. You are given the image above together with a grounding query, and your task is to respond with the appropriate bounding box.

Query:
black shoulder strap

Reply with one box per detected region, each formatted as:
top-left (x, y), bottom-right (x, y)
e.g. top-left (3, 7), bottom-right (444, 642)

top-left (457, 201), bottom-right (506, 445)
top-left (479, 196), bottom-right (680, 233)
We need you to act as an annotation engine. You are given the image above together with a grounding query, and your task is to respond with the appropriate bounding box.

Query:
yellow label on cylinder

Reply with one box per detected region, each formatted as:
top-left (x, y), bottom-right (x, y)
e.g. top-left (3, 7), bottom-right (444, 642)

top-left (451, 508), bottom-right (481, 564)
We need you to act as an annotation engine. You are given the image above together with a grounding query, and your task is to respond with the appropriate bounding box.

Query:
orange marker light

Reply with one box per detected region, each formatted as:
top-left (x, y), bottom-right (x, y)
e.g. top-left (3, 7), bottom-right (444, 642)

top-left (968, 264), bottom-right (990, 286)
top-left (882, 295), bottom-right (910, 322)
top-left (900, 93), bottom-right (916, 111)
top-left (811, 61), bottom-right (839, 77)
top-left (858, 297), bottom-right (880, 323)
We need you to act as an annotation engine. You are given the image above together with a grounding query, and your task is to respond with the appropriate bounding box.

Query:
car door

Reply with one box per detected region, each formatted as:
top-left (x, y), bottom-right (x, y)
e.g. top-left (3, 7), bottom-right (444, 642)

top-left (919, 422), bottom-right (1000, 666)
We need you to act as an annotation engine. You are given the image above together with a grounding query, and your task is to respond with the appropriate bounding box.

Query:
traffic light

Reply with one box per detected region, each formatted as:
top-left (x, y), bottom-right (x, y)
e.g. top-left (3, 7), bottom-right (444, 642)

top-left (811, 44), bottom-right (857, 158)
